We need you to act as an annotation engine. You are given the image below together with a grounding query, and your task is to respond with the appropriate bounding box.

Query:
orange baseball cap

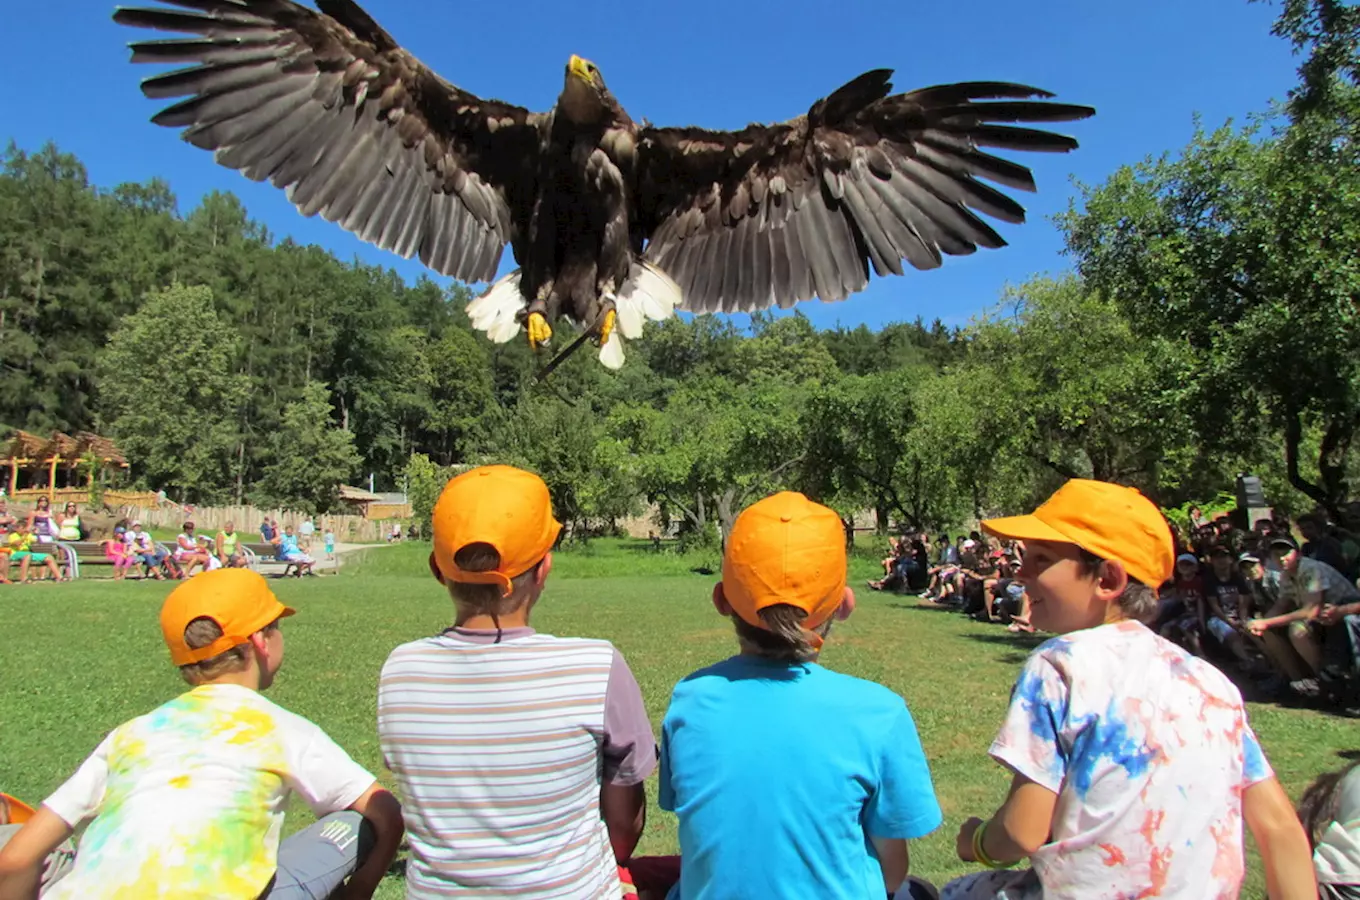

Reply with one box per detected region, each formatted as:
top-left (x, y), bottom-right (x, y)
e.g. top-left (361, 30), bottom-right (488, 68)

top-left (722, 492), bottom-right (847, 632)
top-left (432, 465), bottom-right (562, 595)
top-left (159, 568), bottom-right (296, 666)
top-left (981, 478), bottom-right (1174, 588)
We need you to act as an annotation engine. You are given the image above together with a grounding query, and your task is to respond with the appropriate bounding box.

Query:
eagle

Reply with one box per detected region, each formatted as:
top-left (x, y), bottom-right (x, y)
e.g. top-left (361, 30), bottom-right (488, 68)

top-left (113, 0), bottom-right (1094, 369)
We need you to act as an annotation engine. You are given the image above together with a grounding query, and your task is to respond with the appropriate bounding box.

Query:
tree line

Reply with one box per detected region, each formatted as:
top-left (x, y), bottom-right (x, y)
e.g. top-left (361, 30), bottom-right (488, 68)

top-left (2, 0), bottom-right (1356, 533)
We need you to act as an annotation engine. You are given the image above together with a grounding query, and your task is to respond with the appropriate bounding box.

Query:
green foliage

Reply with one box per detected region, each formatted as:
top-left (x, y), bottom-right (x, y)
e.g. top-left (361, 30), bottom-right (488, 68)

top-left (96, 284), bottom-right (249, 503)
top-left (251, 382), bottom-right (361, 514)
top-left (403, 452), bottom-right (453, 536)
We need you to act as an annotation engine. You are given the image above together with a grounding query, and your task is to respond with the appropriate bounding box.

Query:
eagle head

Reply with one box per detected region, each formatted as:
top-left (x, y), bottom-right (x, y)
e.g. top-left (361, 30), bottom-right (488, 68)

top-left (560, 54), bottom-right (610, 124)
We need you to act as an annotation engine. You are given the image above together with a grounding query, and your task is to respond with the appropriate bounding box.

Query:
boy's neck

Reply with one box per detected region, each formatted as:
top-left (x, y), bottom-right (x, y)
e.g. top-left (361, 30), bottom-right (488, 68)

top-left (455, 609), bottom-right (532, 630)
top-left (195, 669), bottom-right (262, 691)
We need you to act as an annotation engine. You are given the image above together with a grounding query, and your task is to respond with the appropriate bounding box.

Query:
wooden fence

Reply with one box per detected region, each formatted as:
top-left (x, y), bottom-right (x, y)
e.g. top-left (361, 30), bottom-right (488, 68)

top-left (95, 504), bottom-right (402, 544)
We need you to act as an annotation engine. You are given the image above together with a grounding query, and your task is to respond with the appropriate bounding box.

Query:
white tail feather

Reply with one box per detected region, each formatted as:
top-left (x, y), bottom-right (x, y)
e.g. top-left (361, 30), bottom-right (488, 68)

top-left (598, 331), bottom-right (626, 369)
top-left (467, 270), bottom-right (524, 344)
top-left (615, 261), bottom-right (681, 342)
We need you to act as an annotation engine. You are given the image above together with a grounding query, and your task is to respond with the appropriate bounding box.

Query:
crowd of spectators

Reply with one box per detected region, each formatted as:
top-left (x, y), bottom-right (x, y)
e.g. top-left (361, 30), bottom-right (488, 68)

top-left (869, 502), bottom-right (1360, 713)
top-left (0, 498), bottom-right (335, 582)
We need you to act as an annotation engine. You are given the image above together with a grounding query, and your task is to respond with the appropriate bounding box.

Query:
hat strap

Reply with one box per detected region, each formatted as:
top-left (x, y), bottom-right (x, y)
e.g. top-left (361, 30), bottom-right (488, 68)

top-left (452, 568), bottom-right (515, 597)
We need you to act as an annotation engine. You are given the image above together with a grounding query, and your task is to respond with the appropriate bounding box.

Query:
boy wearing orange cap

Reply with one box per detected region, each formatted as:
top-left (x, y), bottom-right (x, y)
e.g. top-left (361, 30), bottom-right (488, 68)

top-left (658, 491), bottom-right (942, 900)
top-left (944, 478), bottom-right (1315, 900)
top-left (377, 465), bottom-right (657, 898)
top-left (0, 568), bottom-right (403, 900)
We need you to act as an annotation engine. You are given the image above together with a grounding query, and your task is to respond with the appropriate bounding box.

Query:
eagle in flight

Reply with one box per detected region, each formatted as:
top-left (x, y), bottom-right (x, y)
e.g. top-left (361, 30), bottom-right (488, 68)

top-left (114, 0), bottom-right (1094, 368)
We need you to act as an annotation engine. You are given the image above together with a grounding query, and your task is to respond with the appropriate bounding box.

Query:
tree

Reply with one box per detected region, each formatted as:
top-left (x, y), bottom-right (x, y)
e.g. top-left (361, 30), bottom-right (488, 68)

top-left (253, 381), bottom-right (362, 513)
top-left (95, 284), bottom-right (248, 502)
top-left (1059, 118), bottom-right (1360, 514)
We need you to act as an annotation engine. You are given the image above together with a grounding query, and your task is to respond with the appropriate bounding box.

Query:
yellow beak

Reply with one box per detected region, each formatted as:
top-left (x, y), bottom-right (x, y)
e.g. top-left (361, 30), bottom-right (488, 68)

top-left (568, 54), bottom-right (594, 84)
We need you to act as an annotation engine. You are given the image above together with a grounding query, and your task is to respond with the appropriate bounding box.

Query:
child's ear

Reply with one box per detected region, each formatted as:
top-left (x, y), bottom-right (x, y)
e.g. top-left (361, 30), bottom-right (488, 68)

top-left (834, 585), bottom-right (857, 621)
top-left (534, 552), bottom-right (554, 587)
top-left (428, 552), bottom-right (446, 585)
top-left (712, 582), bottom-right (733, 616)
top-left (1096, 557), bottom-right (1130, 602)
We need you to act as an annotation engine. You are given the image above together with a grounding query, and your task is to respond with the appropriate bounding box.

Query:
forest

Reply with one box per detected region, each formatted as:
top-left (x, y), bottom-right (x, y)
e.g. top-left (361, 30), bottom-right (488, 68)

top-left (1, 0), bottom-right (1356, 542)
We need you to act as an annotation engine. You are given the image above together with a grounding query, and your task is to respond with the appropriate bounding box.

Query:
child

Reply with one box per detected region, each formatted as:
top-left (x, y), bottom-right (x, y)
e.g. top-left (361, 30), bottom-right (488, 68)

top-left (377, 465), bottom-right (656, 898)
top-left (659, 491), bottom-right (942, 899)
top-left (944, 478), bottom-right (1315, 900)
top-left (0, 568), bottom-right (403, 899)
top-left (324, 528), bottom-right (335, 562)
top-left (1297, 761), bottom-right (1360, 898)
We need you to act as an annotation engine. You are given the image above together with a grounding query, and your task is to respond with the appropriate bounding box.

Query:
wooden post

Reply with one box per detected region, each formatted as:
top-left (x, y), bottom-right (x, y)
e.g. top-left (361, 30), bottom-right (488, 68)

top-left (48, 456), bottom-right (59, 501)
top-left (7, 459), bottom-right (16, 496)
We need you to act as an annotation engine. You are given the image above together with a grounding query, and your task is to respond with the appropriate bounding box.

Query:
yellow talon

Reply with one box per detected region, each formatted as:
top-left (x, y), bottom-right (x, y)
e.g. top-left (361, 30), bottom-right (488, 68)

top-left (599, 309), bottom-right (617, 345)
top-left (527, 312), bottom-right (552, 348)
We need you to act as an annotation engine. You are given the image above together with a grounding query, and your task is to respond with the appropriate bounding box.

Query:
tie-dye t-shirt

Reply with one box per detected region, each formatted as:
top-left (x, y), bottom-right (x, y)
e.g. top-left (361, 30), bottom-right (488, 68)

top-left (41, 683), bottom-right (375, 899)
top-left (990, 620), bottom-right (1272, 900)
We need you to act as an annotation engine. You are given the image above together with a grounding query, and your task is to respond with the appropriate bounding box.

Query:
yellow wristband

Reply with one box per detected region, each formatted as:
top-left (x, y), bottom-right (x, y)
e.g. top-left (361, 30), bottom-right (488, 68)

top-left (972, 820), bottom-right (1016, 870)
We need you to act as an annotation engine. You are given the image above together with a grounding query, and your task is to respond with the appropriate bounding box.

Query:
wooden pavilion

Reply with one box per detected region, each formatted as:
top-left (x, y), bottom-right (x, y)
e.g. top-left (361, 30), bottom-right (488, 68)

top-left (0, 430), bottom-right (130, 500)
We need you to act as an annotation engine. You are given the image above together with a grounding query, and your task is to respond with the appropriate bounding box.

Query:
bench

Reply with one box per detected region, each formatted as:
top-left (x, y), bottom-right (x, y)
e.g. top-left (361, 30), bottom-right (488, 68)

top-left (240, 541), bottom-right (311, 577)
top-left (31, 539), bottom-right (181, 579)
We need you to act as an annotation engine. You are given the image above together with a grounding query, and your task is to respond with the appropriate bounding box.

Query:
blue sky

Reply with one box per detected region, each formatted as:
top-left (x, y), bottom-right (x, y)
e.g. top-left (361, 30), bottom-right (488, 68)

top-left (8, 0), bottom-right (1300, 332)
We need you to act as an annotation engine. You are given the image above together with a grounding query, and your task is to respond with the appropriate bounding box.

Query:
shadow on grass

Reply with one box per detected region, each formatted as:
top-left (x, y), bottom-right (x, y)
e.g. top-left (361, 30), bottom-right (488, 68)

top-left (1336, 749), bottom-right (1360, 760)
top-left (886, 601), bottom-right (961, 615)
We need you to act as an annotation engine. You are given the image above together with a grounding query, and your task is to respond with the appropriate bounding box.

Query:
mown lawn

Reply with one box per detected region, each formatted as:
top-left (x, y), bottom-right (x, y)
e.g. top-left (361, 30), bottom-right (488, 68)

top-left (2, 539), bottom-right (1352, 897)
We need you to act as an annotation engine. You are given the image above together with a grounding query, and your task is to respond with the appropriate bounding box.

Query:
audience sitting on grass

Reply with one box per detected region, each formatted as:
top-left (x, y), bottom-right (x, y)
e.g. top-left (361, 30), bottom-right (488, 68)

top-left (0, 473), bottom-right (1351, 899)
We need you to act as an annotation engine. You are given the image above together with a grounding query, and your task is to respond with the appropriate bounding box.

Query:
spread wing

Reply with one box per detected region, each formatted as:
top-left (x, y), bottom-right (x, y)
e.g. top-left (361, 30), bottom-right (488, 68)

top-left (113, 0), bottom-right (544, 283)
top-left (634, 71), bottom-right (1094, 313)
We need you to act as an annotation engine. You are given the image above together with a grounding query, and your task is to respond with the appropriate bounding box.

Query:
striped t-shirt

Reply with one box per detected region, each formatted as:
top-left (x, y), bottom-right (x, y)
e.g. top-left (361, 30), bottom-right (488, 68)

top-left (378, 626), bottom-right (656, 898)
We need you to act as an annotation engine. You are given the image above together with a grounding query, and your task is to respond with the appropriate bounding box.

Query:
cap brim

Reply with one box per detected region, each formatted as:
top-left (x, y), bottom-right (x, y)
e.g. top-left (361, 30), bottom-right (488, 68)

top-left (980, 513), bottom-right (1071, 545)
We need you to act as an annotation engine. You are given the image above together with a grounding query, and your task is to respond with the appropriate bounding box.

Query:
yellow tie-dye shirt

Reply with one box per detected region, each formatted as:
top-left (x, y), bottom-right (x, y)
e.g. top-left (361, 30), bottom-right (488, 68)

top-left (42, 683), bottom-right (374, 899)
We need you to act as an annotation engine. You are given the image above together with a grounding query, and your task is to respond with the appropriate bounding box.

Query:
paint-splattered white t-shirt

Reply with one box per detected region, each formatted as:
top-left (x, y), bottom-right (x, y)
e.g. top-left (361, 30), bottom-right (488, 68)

top-left (41, 683), bottom-right (374, 899)
top-left (990, 620), bottom-right (1272, 899)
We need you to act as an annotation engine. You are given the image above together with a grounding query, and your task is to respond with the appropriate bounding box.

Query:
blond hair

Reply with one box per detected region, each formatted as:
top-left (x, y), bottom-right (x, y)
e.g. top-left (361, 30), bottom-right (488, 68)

top-left (731, 604), bottom-right (833, 663)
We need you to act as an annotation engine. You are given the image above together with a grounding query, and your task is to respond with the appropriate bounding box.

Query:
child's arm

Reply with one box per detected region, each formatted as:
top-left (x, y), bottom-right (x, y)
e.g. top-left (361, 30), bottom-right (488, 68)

top-left (869, 836), bottom-right (907, 892)
top-left (331, 783), bottom-right (402, 900)
top-left (0, 807), bottom-right (74, 900)
top-left (1242, 776), bottom-right (1317, 900)
top-left (600, 782), bottom-right (646, 863)
top-left (957, 772), bottom-right (1057, 865)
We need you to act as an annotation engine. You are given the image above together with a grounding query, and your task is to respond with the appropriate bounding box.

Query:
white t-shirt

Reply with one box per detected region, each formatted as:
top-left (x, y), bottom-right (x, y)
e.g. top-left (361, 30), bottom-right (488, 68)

top-left (990, 620), bottom-right (1272, 899)
top-left (1316, 767), bottom-right (1360, 886)
top-left (42, 683), bottom-right (375, 900)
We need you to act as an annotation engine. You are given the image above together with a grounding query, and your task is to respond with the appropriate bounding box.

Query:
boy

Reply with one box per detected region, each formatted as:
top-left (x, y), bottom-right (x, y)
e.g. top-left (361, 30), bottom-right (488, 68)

top-left (659, 491), bottom-right (942, 900)
top-left (945, 478), bottom-right (1315, 900)
top-left (0, 568), bottom-right (403, 900)
top-left (377, 465), bottom-right (656, 898)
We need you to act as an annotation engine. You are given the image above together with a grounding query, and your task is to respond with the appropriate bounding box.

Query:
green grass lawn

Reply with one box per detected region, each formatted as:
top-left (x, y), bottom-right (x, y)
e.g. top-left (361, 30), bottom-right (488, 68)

top-left (2, 539), bottom-right (1352, 897)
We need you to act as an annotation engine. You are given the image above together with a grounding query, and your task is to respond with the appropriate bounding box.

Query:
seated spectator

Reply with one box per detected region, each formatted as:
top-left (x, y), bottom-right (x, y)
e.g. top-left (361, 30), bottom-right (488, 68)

top-left (0, 569), bottom-right (403, 898)
top-left (126, 521), bottom-right (175, 581)
top-left (27, 496), bottom-right (57, 542)
top-left (277, 527), bottom-right (315, 577)
top-left (174, 522), bottom-right (212, 578)
top-left (661, 491), bottom-right (942, 899)
top-left (1156, 553), bottom-right (1206, 656)
top-left (944, 478), bottom-right (1314, 899)
top-left (8, 520), bottom-right (64, 584)
top-left (378, 465), bottom-right (655, 897)
top-left (1300, 513), bottom-right (1359, 583)
top-left (1248, 535), bottom-right (1360, 695)
top-left (1298, 762), bottom-right (1360, 899)
top-left (56, 503), bottom-right (82, 542)
top-left (260, 518), bottom-right (276, 543)
top-left (1202, 544), bottom-right (1265, 673)
top-left (102, 522), bottom-right (137, 582)
top-left (215, 521), bottom-right (248, 569)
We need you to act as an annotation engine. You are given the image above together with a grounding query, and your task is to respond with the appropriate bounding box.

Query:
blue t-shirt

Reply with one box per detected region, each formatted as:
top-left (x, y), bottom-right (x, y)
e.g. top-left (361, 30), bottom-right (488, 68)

top-left (660, 655), bottom-right (941, 900)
